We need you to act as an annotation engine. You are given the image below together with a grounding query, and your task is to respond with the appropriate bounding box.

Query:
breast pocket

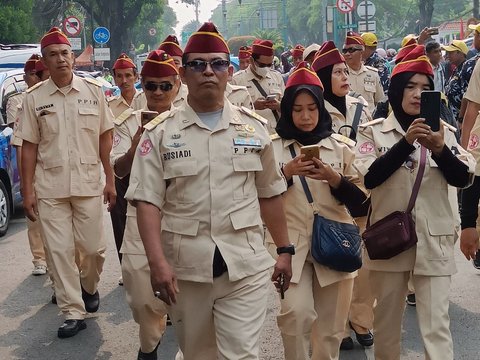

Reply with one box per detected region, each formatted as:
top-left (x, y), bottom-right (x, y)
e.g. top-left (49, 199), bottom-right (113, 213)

top-left (428, 156), bottom-right (448, 189)
top-left (232, 155), bottom-right (263, 199)
top-left (39, 111), bottom-right (59, 139)
top-left (364, 81), bottom-right (376, 93)
top-left (78, 107), bottom-right (99, 133)
top-left (163, 159), bottom-right (198, 204)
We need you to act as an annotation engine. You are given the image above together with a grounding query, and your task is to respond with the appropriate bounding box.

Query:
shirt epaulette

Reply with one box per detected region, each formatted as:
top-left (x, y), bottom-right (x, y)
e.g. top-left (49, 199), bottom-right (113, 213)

top-left (270, 132), bottom-right (281, 140)
top-left (365, 65), bottom-right (379, 72)
top-left (144, 110), bottom-right (174, 131)
top-left (25, 82), bottom-right (43, 93)
top-left (331, 133), bottom-right (356, 147)
top-left (84, 77), bottom-right (102, 87)
top-left (441, 120), bottom-right (457, 133)
top-left (113, 108), bottom-right (134, 126)
top-left (358, 118), bottom-right (385, 128)
top-left (239, 106), bottom-right (268, 125)
top-left (107, 95), bottom-right (118, 103)
top-left (229, 84), bottom-right (248, 92)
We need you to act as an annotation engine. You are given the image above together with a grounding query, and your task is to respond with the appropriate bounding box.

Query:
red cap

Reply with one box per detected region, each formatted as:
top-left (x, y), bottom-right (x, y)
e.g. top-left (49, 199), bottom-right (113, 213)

top-left (286, 61), bottom-right (323, 90)
top-left (40, 27), bottom-right (71, 50)
top-left (395, 38), bottom-right (418, 64)
top-left (184, 22), bottom-right (229, 54)
top-left (311, 41), bottom-right (345, 72)
top-left (252, 39), bottom-right (274, 56)
top-left (113, 53), bottom-right (136, 70)
top-left (140, 50), bottom-right (179, 78)
top-left (291, 44), bottom-right (305, 58)
top-left (34, 58), bottom-right (48, 73)
top-left (24, 54), bottom-right (41, 72)
top-left (238, 46), bottom-right (252, 59)
top-left (391, 45), bottom-right (433, 78)
top-left (158, 35), bottom-right (183, 57)
top-left (344, 31), bottom-right (365, 46)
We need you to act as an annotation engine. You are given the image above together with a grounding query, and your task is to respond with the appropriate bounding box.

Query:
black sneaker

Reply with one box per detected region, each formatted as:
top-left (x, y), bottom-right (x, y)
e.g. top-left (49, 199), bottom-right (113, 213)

top-left (57, 319), bottom-right (86, 338)
top-left (340, 336), bottom-right (354, 350)
top-left (137, 342), bottom-right (160, 360)
top-left (81, 287), bottom-right (100, 313)
top-left (473, 250), bottom-right (480, 270)
top-left (406, 293), bottom-right (416, 306)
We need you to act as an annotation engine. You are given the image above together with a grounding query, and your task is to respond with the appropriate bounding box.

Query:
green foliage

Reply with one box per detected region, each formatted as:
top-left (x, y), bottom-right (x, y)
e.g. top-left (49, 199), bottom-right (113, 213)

top-left (253, 29), bottom-right (284, 50)
top-left (0, 0), bottom-right (38, 43)
top-left (181, 20), bottom-right (201, 35)
top-left (227, 35), bottom-right (256, 55)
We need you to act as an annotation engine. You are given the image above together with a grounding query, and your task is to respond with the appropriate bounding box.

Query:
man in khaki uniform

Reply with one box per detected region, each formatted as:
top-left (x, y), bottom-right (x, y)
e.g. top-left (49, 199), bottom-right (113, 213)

top-left (126, 22), bottom-right (293, 360)
top-left (343, 31), bottom-right (384, 114)
top-left (237, 46), bottom-right (252, 71)
top-left (231, 39), bottom-right (285, 134)
top-left (111, 50), bottom-right (180, 360)
top-left (108, 53), bottom-right (146, 278)
top-left (17, 27), bottom-right (115, 338)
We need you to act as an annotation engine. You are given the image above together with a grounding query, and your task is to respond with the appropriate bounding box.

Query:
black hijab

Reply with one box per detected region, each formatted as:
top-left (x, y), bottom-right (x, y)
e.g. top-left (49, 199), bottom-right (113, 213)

top-left (388, 71), bottom-right (434, 132)
top-left (316, 64), bottom-right (347, 118)
top-left (276, 84), bottom-right (333, 146)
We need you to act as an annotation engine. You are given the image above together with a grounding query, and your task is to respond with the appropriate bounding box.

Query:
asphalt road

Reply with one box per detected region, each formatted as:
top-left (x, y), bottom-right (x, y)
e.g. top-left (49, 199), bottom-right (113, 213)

top-left (0, 210), bottom-right (479, 360)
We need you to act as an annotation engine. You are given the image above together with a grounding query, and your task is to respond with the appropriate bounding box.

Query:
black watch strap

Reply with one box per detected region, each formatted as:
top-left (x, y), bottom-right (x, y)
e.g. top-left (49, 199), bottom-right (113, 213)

top-left (276, 244), bottom-right (295, 255)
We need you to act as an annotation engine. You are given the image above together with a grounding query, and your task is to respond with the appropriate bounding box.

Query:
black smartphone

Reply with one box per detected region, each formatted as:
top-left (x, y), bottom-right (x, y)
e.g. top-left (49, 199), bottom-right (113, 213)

top-left (279, 273), bottom-right (285, 299)
top-left (420, 91), bottom-right (441, 132)
top-left (141, 111), bottom-right (158, 127)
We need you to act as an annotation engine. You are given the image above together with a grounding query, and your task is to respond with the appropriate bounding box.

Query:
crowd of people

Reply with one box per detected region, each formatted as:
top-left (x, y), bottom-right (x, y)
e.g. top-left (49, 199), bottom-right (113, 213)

top-left (6, 21), bottom-right (480, 360)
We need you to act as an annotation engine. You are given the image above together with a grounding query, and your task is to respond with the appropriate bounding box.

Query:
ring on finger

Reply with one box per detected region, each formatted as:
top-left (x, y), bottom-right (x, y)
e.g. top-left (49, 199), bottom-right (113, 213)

top-left (154, 290), bottom-right (162, 298)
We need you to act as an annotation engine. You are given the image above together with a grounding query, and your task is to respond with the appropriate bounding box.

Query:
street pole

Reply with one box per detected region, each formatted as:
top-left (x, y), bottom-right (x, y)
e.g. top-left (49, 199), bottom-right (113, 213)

top-left (282, 0), bottom-right (287, 47)
top-left (222, 0), bottom-right (227, 38)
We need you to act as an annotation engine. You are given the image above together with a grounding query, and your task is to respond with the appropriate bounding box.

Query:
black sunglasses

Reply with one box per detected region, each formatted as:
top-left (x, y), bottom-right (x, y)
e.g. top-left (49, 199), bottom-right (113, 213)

top-left (183, 59), bottom-right (230, 72)
top-left (254, 59), bottom-right (273, 68)
top-left (342, 48), bottom-right (362, 54)
top-left (144, 82), bottom-right (174, 92)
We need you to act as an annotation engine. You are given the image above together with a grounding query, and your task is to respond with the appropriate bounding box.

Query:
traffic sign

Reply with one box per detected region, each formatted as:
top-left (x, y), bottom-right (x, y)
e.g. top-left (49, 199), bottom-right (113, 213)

top-left (93, 27), bottom-right (110, 44)
top-left (149, 28), bottom-right (156, 36)
top-left (337, 24), bottom-right (358, 29)
top-left (337, 0), bottom-right (355, 14)
top-left (358, 20), bottom-right (376, 32)
top-left (94, 47), bottom-right (111, 61)
top-left (63, 16), bottom-right (81, 37)
top-left (69, 37), bottom-right (82, 51)
top-left (357, 0), bottom-right (376, 20)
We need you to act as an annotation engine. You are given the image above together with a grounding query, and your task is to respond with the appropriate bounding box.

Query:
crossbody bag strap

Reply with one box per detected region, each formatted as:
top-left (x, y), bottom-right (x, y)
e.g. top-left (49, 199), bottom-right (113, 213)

top-left (406, 145), bottom-right (427, 213)
top-left (350, 100), bottom-right (364, 140)
top-left (289, 144), bottom-right (316, 208)
top-left (251, 79), bottom-right (280, 122)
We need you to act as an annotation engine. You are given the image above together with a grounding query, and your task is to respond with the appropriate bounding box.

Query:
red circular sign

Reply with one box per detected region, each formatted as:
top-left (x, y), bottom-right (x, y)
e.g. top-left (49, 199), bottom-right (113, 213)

top-left (337, 0), bottom-right (355, 14)
top-left (63, 16), bottom-right (82, 37)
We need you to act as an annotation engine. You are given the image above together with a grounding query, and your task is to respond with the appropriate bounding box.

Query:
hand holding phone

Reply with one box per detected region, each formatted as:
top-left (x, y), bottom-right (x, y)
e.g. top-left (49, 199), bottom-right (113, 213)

top-left (420, 91), bottom-right (441, 132)
top-left (300, 145), bottom-right (320, 164)
top-left (141, 111), bottom-right (159, 127)
top-left (266, 94), bottom-right (277, 101)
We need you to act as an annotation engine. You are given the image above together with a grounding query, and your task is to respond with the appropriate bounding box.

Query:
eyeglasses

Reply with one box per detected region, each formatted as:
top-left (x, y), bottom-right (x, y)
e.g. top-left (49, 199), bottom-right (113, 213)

top-left (342, 48), bottom-right (362, 54)
top-left (144, 82), bottom-right (174, 92)
top-left (254, 59), bottom-right (273, 68)
top-left (183, 59), bottom-right (230, 72)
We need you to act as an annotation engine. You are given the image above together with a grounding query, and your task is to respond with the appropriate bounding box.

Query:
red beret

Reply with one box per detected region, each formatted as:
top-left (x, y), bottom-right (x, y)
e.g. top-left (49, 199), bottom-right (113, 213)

top-left (24, 54), bottom-right (41, 72)
top-left (140, 50), bottom-right (179, 78)
top-left (311, 41), bottom-right (345, 72)
top-left (184, 22), bottom-right (229, 54)
top-left (344, 31), bottom-right (365, 46)
top-left (286, 61), bottom-right (323, 90)
top-left (40, 27), bottom-right (71, 50)
top-left (291, 44), bottom-right (305, 58)
top-left (395, 38), bottom-right (417, 64)
top-left (391, 45), bottom-right (433, 78)
top-left (238, 46), bottom-right (252, 59)
top-left (158, 34), bottom-right (183, 57)
top-left (34, 58), bottom-right (48, 73)
top-left (113, 53), bottom-right (136, 70)
top-left (252, 39), bottom-right (274, 57)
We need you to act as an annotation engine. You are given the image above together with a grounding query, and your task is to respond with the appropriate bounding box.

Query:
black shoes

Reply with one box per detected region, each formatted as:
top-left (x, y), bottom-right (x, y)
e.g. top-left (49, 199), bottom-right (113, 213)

top-left (473, 250), bottom-right (480, 269)
top-left (406, 293), bottom-right (416, 307)
top-left (82, 287), bottom-right (100, 313)
top-left (57, 319), bottom-right (86, 338)
top-left (340, 336), bottom-right (354, 350)
top-left (349, 321), bottom-right (374, 347)
top-left (137, 342), bottom-right (160, 360)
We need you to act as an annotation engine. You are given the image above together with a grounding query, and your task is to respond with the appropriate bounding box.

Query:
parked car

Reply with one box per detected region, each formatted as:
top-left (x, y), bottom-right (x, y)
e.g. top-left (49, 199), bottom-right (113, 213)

top-left (0, 44), bottom-right (41, 71)
top-left (0, 69), bottom-right (27, 125)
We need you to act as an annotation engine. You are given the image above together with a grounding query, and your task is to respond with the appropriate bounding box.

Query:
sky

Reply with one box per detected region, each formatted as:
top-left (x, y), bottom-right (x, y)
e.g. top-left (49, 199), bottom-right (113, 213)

top-left (169, 0), bottom-right (221, 36)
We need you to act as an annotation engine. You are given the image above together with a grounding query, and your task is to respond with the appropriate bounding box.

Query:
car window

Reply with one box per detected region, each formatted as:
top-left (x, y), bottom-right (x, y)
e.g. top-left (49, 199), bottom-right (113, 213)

top-left (0, 73), bottom-right (26, 124)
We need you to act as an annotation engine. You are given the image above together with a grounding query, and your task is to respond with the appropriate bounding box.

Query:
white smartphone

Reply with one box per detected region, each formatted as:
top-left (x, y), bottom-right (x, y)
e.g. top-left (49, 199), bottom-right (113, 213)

top-left (266, 94), bottom-right (276, 101)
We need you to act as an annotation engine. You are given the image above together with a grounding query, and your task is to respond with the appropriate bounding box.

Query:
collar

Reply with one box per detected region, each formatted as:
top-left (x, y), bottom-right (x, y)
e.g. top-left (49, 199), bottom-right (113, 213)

top-left (282, 137), bottom-right (334, 150)
top-left (245, 65), bottom-right (272, 80)
top-left (46, 74), bottom-right (81, 95)
top-left (347, 64), bottom-right (367, 74)
top-left (325, 100), bottom-right (344, 120)
top-left (381, 111), bottom-right (406, 135)
top-left (177, 100), bottom-right (242, 131)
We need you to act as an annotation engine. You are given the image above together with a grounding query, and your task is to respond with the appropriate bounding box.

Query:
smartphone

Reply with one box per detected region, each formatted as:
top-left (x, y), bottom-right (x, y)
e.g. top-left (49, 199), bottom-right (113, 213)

top-left (141, 110), bottom-right (159, 127)
top-left (266, 94), bottom-right (276, 101)
top-left (428, 27), bottom-right (439, 35)
top-left (279, 273), bottom-right (285, 299)
top-left (420, 91), bottom-right (441, 132)
top-left (300, 145), bottom-right (320, 162)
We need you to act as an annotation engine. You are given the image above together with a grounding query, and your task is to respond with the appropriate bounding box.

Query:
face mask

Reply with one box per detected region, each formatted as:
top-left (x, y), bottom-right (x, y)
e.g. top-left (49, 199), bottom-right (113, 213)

top-left (255, 66), bottom-right (269, 78)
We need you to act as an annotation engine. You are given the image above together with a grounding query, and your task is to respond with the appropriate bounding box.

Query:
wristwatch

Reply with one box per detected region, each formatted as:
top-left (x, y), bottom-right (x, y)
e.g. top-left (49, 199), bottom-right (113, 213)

top-left (276, 244), bottom-right (295, 255)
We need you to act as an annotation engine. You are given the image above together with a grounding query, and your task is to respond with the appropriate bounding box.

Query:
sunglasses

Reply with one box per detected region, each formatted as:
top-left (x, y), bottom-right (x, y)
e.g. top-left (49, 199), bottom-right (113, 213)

top-left (144, 82), bottom-right (174, 92)
top-left (184, 59), bottom-right (230, 72)
top-left (254, 59), bottom-right (273, 68)
top-left (342, 48), bottom-right (362, 54)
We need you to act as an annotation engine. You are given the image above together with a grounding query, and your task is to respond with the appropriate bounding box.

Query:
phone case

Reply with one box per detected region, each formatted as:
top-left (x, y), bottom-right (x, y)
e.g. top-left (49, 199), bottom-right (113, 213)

top-left (300, 145), bottom-right (319, 161)
top-left (420, 91), bottom-right (441, 132)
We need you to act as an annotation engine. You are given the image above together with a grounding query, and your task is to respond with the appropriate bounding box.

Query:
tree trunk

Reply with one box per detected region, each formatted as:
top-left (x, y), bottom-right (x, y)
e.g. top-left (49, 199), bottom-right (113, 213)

top-left (474, 0), bottom-right (479, 20)
top-left (418, 0), bottom-right (434, 30)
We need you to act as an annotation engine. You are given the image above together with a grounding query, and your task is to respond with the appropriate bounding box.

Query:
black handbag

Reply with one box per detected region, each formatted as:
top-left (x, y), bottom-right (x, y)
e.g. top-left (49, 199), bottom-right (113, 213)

top-left (289, 145), bottom-right (362, 273)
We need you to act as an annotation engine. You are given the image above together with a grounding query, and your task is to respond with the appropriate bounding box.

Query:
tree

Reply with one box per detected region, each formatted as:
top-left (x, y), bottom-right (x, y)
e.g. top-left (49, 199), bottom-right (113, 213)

top-left (418, 0), bottom-right (435, 29)
top-left (0, 0), bottom-right (38, 43)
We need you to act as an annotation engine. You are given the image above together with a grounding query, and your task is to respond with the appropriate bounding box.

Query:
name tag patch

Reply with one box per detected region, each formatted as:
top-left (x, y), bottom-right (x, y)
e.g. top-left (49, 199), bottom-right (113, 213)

top-left (233, 138), bottom-right (262, 147)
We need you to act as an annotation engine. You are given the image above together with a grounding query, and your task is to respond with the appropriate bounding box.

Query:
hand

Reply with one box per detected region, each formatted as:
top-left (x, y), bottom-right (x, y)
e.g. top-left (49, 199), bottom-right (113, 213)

top-left (131, 126), bottom-right (143, 151)
top-left (151, 260), bottom-right (180, 305)
top-left (271, 253), bottom-right (292, 294)
top-left (253, 98), bottom-right (268, 110)
top-left (103, 181), bottom-right (116, 212)
top-left (264, 98), bottom-right (280, 111)
top-left (282, 155), bottom-right (316, 179)
top-left (417, 27), bottom-right (430, 44)
top-left (307, 158), bottom-right (342, 188)
top-left (405, 118), bottom-right (430, 145)
top-left (460, 228), bottom-right (479, 260)
top-left (417, 121), bottom-right (445, 155)
top-left (23, 189), bottom-right (38, 222)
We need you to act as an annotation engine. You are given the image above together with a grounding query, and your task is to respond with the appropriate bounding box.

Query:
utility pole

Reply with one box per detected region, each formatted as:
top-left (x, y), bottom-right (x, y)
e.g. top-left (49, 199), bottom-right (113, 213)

top-left (222, 0), bottom-right (227, 38)
top-left (282, 0), bottom-right (287, 46)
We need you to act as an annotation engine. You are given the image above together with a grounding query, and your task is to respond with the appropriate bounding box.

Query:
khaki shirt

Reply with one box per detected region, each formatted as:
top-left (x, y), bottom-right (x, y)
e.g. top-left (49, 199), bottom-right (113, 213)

top-left (348, 64), bottom-right (384, 114)
top-left (107, 90), bottom-right (146, 118)
top-left (326, 95), bottom-right (372, 136)
top-left (464, 59), bottom-right (480, 104)
top-left (231, 66), bottom-right (285, 134)
top-left (17, 75), bottom-right (114, 198)
top-left (225, 83), bottom-right (254, 109)
top-left (354, 114), bottom-right (475, 275)
top-left (8, 92), bottom-right (26, 146)
top-left (173, 83), bottom-right (188, 107)
top-left (125, 100), bottom-right (286, 283)
top-left (267, 135), bottom-right (361, 286)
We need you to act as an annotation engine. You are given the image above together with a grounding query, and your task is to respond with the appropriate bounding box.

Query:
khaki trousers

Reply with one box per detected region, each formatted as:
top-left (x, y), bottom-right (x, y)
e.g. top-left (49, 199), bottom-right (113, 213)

top-left (169, 269), bottom-right (271, 360)
top-left (122, 254), bottom-right (167, 353)
top-left (26, 217), bottom-right (47, 267)
top-left (370, 271), bottom-right (453, 360)
top-left (278, 258), bottom-right (354, 360)
top-left (38, 196), bottom-right (106, 319)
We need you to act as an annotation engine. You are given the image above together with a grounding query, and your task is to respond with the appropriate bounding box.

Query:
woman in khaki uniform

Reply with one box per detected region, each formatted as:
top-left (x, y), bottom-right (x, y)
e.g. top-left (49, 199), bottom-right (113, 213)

top-left (354, 45), bottom-right (475, 360)
top-left (313, 41), bottom-right (374, 349)
top-left (267, 62), bottom-right (367, 360)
